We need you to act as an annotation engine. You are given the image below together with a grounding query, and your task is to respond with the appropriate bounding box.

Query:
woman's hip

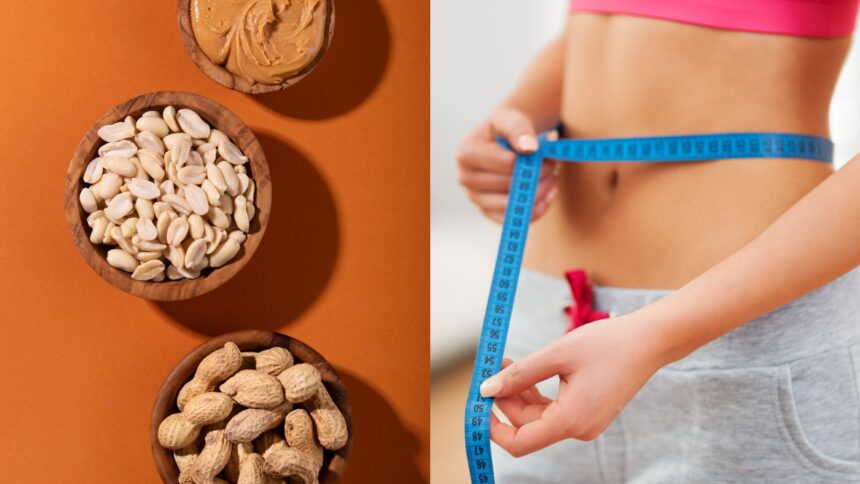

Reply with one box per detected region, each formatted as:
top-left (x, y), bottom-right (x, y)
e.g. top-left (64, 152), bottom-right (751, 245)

top-left (504, 268), bottom-right (860, 481)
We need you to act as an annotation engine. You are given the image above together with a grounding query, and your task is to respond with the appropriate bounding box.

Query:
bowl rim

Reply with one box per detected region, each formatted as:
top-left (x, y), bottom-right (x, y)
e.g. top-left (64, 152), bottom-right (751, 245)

top-left (64, 90), bottom-right (272, 301)
top-left (176, 0), bottom-right (337, 94)
top-left (150, 330), bottom-right (353, 483)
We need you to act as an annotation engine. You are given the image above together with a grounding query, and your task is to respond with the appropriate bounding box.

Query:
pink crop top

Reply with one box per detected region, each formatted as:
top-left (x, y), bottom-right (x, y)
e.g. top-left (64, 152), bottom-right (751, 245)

top-left (569, 0), bottom-right (859, 38)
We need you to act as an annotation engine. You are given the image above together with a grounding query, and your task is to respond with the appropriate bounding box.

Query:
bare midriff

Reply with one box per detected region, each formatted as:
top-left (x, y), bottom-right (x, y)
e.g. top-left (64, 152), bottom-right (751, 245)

top-left (524, 13), bottom-right (850, 289)
top-left (191, 0), bottom-right (328, 85)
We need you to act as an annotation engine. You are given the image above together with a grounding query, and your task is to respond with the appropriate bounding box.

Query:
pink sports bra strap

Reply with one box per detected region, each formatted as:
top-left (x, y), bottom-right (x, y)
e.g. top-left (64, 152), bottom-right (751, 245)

top-left (569, 0), bottom-right (858, 38)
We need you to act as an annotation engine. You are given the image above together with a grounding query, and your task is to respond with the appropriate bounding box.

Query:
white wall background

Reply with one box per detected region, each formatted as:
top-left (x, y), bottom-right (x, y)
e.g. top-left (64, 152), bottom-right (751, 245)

top-left (430, 0), bottom-right (860, 372)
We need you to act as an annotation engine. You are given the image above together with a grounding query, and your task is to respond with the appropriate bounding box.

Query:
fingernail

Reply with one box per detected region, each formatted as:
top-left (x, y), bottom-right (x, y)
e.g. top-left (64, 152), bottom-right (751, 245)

top-left (480, 377), bottom-right (502, 397)
top-left (517, 135), bottom-right (538, 153)
top-left (546, 187), bottom-right (558, 203)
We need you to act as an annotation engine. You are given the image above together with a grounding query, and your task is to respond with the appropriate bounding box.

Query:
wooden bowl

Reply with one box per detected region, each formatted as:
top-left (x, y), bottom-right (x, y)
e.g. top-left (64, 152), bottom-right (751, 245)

top-left (64, 91), bottom-right (272, 301)
top-left (151, 330), bottom-right (352, 483)
top-left (177, 0), bottom-right (336, 94)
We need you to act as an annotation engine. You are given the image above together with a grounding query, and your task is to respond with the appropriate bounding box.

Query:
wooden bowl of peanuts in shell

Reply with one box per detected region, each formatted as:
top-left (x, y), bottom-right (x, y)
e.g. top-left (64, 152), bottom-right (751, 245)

top-left (151, 330), bottom-right (352, 483)
top-left (64, 91), bottom-right (272, 301)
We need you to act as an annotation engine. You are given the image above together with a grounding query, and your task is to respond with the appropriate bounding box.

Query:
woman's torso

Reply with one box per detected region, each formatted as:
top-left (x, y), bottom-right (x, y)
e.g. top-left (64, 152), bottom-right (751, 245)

top-left (524, 13), bottom-right (850, 288)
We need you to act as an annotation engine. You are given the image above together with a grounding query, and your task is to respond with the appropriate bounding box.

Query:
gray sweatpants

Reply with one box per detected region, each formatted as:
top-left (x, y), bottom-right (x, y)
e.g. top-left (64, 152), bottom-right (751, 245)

top-left (494, 269), bottom-right (860, 483)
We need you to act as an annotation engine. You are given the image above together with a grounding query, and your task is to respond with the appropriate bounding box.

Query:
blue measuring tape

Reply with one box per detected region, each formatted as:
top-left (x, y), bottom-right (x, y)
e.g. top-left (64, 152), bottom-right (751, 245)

top-left (464, 132), bottom-right (832, 484)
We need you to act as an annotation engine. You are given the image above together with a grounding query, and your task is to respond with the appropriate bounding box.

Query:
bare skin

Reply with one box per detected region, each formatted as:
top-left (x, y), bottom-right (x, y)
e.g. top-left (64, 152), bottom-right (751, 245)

top-left (459, 13), bottom-right (860, 456)
top-left (461, 13), bottom-right (850, 289)
top-left (534, 14), bottom-right (848, 288)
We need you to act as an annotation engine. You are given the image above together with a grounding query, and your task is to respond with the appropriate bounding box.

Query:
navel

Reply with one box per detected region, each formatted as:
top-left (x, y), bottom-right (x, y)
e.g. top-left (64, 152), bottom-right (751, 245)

top-left (608, 169), bottom-right (619, 190)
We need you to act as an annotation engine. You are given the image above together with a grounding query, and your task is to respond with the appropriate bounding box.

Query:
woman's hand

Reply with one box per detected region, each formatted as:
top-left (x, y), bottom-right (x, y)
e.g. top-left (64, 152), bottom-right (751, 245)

top-left (480, 314), bottom-right (669, 457)
top-left (456, 107), bottom-right (559, 223)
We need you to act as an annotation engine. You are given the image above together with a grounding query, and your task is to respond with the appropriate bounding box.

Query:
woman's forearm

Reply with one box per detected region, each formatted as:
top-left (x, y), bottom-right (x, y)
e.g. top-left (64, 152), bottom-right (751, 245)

top-left (496, 34), bottom-right (566, 132)
top-left (638, 156), bottom-right (860, 364)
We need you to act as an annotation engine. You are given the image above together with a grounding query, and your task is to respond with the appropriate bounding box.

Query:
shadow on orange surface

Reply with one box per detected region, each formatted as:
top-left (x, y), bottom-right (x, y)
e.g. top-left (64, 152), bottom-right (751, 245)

top-left (338, 368), bottom-right (427, 483)
top-left (153, 132), bottom-right (340, 335)
top-left (251, 0), bottom-right (391, 120)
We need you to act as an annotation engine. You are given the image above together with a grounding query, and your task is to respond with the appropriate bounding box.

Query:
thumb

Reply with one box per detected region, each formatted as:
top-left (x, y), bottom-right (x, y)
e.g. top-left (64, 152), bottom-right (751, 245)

top-left (490, 108), bottom-right (538, 154)
top-left (480, 340), bottom-right (568, 398)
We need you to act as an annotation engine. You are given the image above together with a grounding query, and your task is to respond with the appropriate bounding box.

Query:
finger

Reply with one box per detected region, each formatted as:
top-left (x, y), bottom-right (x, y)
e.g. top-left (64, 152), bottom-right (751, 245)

top-left (459, 171), bottom-right (513, 192)
top-left (494, 394), bottom-right (528, 424)
top-left (500, 359), bottom-right (544, 404)
top-left (462, 162), bottom-right (554, 197)
top-left (480, 339), bottom-right (569, 398)
top-left (490, 402), bottom-right (567, 457)
top-left (533, 176), bottom-right (555, 202)
top-left (532, 200), bottom-right (550, 221)
top-left (546, 130), bottom-right (560, 142)
top-left (530, 179), bottom-right (557, 220)
top-left (484, 210), bottom-right (505, 224)
top-left (490, 403), bottom-right (570, 457)
top-left (469, 192), bottom-right (509, 212)
top-left (490, 410), bottom-right (503, 427)
top-left (483, 205), bottom-right (542, 224)
top-left (470, 180), bottom-right (553, 219)
top-left (457, 142), bottom-right (517, 174)
top-left (491, 109), bottom-right (538, 154)
top-left (469, 119), bottom-right (497, 141)
top-left (519, 383), bottom-right (551, 406)
top-left (539, 162), bottom-right (556, 180)
top-left (495, 395), bottom-right (547, 427)
top-left (543, 186), bottom-right (559, 206)
top-left (535, 184), bottom-right (558, 212)
top-left (534, 169), bottom-right (558, 217)
top-left (534, 390), bottom-right (554, 406)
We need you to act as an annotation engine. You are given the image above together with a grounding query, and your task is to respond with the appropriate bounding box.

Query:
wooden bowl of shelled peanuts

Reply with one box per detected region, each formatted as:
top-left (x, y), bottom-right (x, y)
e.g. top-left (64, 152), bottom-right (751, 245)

top-left (64, 91), bottom-right (272, 301)
top-left (151, 330), bottom-right (353, 483)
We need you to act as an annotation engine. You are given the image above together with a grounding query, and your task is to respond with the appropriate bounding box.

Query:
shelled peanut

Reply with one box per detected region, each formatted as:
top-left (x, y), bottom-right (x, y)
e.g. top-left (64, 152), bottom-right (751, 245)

top-left (80, 106), bottom-right (257, 282)
top-left (159, 343), bottom-right (348, 484)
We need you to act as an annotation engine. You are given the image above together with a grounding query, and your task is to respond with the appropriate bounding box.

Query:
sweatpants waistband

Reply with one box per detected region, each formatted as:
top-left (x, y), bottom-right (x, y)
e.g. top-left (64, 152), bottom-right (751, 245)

top-left (519, 268), bottom-right (860, 370)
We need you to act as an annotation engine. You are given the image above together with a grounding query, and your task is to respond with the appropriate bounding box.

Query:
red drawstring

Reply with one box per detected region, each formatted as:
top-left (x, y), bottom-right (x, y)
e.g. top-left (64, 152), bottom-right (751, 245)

top-left (564, 269), bottom-right (610, 332)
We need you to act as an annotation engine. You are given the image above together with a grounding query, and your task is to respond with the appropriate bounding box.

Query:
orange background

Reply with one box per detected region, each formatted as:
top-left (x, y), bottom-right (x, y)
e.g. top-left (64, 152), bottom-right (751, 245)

top-left (0, 1), bottom-right (428, 482)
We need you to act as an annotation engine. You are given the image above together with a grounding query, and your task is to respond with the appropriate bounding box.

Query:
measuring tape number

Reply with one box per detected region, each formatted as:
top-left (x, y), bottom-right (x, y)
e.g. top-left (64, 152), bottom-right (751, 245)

top-left (464, 132), bottom-right (832, 484)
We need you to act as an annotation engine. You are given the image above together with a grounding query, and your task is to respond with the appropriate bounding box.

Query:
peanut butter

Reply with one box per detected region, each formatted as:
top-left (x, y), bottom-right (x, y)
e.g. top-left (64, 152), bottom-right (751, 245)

top-left (191, 0), bottom-right (329, 86)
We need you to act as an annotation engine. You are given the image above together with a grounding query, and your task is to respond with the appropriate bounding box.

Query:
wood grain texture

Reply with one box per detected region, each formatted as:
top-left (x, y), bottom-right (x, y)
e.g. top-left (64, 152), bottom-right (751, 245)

top-left (151, 330), bottom-right (353, 483)
top-left (177, 0), bottom-right (337, 94)
top-left (64, 91), bottom-right (272, 301)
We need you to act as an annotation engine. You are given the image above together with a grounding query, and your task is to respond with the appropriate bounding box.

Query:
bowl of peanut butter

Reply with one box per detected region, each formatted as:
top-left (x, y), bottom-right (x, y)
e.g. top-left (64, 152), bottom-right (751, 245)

top-left (178, 0), bottom-right (335, 94)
